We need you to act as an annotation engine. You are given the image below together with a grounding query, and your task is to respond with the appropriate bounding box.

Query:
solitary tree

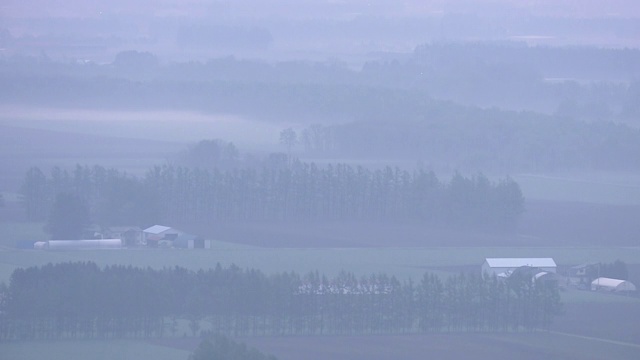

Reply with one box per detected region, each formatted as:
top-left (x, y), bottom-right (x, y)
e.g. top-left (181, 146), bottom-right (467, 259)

top-left (45, 192), bottom-right (90, 240)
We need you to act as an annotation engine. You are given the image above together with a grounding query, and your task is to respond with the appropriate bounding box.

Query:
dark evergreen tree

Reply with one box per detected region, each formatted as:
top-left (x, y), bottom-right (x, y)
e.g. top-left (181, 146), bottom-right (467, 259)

top-left (1, 262), bottom-right (564, 341)
top-left (22, 163), bottom-right (525, 234)
top-left (21, 167), bottom-right (49, 221)
top-left (45, 192), bottom-right (90, 240)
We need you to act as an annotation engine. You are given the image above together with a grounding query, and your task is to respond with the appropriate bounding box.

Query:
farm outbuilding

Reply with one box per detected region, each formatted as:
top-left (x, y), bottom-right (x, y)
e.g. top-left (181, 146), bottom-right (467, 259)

top-left (591, 277), bottom-right (637, 292)
top-left (173, 234), bottom-right (211, 249)
top-left (41, 239), bottom-right (123, 250)
top-left (143, 225), bottom-right (181, 246)
top-left (104, 226), bottom-right (142, 246)
top-left (482, 258), bottom-right (557, 278)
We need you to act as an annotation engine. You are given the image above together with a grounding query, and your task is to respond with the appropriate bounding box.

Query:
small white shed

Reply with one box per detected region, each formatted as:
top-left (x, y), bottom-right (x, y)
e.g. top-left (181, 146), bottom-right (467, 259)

top-left (591, 277), bottom-right (636, 292)
top-left (482, 258), bottom-right (557, 278)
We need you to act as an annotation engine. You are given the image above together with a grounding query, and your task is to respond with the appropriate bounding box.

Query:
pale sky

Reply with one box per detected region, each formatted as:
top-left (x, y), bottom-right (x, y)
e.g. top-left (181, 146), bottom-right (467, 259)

top-left (2, 0), bottom-right (639, 19)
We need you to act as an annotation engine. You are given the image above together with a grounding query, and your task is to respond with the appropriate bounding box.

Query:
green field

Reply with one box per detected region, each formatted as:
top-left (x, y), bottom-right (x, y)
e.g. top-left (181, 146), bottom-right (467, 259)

top-left (240, 332), bottom-right (640, 360)
top-left (512, 172), bottom-right (640, 205)
top-left (3, 331), bottom-right (640, 360)
top-left (2, 224), bottom-right (640, 358)
top-left (3, 223), bottom-right (640, 306)
top-left (2, 239), bottom-right (639, 286)
top-left (0, 339), bottom-right (190, 360)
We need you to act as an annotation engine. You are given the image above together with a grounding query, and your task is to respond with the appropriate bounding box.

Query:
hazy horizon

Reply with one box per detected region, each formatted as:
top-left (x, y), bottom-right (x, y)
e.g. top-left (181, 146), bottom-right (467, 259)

top-left (1, 2), bottom-right (640, 360)
top-left (2, 0), bottom-right (640, 64)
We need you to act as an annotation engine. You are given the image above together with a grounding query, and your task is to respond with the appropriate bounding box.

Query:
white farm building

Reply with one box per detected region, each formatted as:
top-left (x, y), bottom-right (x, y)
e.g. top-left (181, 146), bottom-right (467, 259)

top-left (591, 277), bottom-right (637, 292)
top-left (143, 225), bottom-right (181, 246)
top-left (482, 258), bottom-right (557, 278)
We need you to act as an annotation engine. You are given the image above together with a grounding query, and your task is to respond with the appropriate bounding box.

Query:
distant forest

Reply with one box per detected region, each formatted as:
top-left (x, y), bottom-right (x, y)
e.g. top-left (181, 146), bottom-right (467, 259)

top-left (299, 115), bottom-right (640, 172)
top-left (1, 44), bottom-right (638, 119)
top-left (21, 163), bottom-right (524, 233)
top-left (0, 262), bottom-right (562, 340)
top-left (2, 43), bottom-right (640, 172)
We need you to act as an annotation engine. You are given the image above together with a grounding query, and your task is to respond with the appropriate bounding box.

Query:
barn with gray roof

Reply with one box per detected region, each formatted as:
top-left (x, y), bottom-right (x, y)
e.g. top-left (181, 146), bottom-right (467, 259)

top-left (482, 258), bottom-right (557, 278)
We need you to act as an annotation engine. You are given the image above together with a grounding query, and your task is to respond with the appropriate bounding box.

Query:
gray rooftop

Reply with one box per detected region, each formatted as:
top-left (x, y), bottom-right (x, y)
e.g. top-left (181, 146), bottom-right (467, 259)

top-left (143, 225), bottom-right (172, 234)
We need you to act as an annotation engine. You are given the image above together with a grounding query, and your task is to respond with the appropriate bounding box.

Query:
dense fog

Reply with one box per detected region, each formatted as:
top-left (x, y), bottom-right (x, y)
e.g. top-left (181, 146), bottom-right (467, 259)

top-left (1, 1), bottom-right (640, 360)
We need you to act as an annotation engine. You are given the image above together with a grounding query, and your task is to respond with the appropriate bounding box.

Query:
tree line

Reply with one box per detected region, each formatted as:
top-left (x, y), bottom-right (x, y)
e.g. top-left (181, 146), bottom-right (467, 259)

top-left (298, 113), bottom-right (640, 172)
top-left (3, 44), bottom-right (639, 122)
top-left (22, 163), bottom-right (524, 232)
top-left (5, 52), bottom-right (640, 172)
top-left (0, 262), bottom-right (562, 341)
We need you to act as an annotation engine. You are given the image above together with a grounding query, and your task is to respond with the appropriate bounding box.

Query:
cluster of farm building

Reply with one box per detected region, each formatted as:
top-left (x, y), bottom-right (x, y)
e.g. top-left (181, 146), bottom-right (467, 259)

top-left (483, 258), bottom-right (637, 293)
top-left (32, 224), bottom-right (211, 250)
top-left (26, 230), bottom-right (636, 294)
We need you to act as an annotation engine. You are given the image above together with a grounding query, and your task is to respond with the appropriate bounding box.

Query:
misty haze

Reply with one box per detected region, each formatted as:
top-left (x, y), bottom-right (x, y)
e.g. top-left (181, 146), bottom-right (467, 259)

top-left (1, 1), bottom-right (640, 360)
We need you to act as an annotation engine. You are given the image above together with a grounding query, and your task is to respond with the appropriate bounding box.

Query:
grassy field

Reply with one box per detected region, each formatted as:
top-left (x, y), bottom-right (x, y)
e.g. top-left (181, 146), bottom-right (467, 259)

top-left (513, 172), bottom-right (640, 206)
top-left (3, 223), bottom-right (640, 306)
top-left (3, 331), bottom-right (639, 360)
top-left (2, 224), bottom-right (639, 359)
top-left (239, 332), bottom-right (640, 360)
top-left (1, 239), bottom-right (640, 287)
top-left (0, 339), bottom-right (190, 360)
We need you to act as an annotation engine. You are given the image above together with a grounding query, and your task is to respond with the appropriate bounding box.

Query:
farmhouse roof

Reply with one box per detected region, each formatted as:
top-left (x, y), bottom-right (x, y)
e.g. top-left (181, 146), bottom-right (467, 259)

top-left (591, 277), bottom-right (633, 288)
top-left (485, 258), bottom-right (556, 268)
top-left (143, 225), bottom-right (172, 234)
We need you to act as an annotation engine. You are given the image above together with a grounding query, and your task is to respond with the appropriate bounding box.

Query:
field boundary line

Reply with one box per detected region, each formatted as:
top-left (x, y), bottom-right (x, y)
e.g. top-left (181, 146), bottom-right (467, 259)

top-left (549, 330), bottom-right (640, 349)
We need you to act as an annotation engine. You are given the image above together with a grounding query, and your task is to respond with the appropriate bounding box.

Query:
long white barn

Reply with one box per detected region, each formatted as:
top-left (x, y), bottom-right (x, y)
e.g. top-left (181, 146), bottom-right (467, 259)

top-left (35, 239), bottom-right (123, 250)
top-left (591, 277), bottom-right (636, 292)
top-left (482, 258), bottom-right (557, 278)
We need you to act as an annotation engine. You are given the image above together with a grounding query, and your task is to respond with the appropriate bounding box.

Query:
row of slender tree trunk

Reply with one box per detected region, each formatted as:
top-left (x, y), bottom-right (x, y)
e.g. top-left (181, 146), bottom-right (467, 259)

top-left (22, 163), bottom-right (525, 231)
top-left (0, 262), bottom-right (562, 341)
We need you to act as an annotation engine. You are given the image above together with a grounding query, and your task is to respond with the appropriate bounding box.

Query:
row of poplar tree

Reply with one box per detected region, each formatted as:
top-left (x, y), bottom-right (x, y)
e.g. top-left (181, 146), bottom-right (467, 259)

top-left (0, 262), bottom-right (562, 341)
top-left (21, 162), bottom-right (524, 231)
